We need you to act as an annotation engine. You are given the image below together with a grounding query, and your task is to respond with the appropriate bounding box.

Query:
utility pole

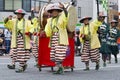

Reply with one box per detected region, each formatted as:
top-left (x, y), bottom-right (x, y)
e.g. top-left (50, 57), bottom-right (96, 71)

top-left (96, 0), bottom-right (99, 17)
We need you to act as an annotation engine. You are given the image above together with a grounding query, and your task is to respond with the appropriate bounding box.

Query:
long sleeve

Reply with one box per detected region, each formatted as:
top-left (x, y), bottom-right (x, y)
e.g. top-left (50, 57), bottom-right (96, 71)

top-left (79, 27), bottom-right (84, 43)
top-left (89, 20), bottom-right (101, 49)
top-left (90, 20), bottom-right (102, 35)
top-left (30, 18), bottom-right (40, 33)
top-left (4, 20), bottom-right (14, 31)
top-left (57, 12), bottom-right (69, 29)
top-left (44, 18), bottom-right (52, 37)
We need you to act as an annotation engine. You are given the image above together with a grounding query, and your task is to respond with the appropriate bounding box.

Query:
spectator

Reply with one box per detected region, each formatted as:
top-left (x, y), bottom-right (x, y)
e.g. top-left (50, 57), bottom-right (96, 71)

top-left (4, 29), bottom-right (11, 54)
top-left (0, 30), bottom-right (5, 56)
top-left (75, 30), bottom-right (81, 56)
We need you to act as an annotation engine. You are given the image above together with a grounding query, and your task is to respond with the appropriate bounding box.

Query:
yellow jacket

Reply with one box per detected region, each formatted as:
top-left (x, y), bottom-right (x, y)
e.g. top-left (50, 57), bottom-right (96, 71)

top-left (31, 17), bottom-right (40, 43)
top-left (80, 20), bottom-right (102, 49)
top-left (4, 18), bottom-right (33, 49)
top-left (45, 12), bottom-right (69, 46)
top-left (30, 17), bottom-right (40, 33)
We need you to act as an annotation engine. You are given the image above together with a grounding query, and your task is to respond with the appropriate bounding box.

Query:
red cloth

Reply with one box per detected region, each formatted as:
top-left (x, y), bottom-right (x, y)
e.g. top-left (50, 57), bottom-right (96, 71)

top-left (25, 32), bottom-right (30, 36)
top-left (62, 38), bottom-right (74, 67)
top-left (33, 32), bottom-right (37, 36)
top-left (117, 37), bottom-right (120, 44)
top-left (38, 37), bottom-right (55, 66)
top-left (38, 37), bottom-right (74, 67)
top-left (33, 33), bottom-right (40, 36)
top-left (39, 31), bottom-right (46, 38)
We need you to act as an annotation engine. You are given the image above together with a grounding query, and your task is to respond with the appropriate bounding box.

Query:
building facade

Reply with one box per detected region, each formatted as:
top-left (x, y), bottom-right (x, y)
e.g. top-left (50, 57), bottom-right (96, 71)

top-left (0, 0), bottom-right (99, 24)
top-left (0, 0), bottom-right (50, 21)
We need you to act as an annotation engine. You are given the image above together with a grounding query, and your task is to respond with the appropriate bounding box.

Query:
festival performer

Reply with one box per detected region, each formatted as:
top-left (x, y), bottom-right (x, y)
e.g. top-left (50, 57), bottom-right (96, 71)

top-left (79, 16), bottom-right (102, 71)
top-left (106, 20), bottom-right (120, 63)
top-left (97, 13), bottom-right (109, 67)
top-left (30, 9), bottom-right (40, 67)
top-left (40, 2), bottom-right (69, 74)
top-left (4, 9), bottom-right (33, 73)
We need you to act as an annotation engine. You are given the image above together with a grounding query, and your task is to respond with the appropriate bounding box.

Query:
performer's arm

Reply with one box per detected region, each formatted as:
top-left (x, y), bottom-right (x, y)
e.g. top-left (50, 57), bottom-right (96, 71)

top-left (31, 8), bottom-right (35, 19)
top-left (4, 17), bottom-right (13, 31)
top-left (59, 2), bottom-right (68, 17)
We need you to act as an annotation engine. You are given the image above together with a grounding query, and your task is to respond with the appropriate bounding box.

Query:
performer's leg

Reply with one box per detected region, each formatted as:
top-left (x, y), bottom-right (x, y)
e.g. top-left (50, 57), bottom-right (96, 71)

top-left (15, 61), bottom-right (27, 73)
top-left (32, 43), bottom-right (38, 66)
top-left (114, 54), bottom-right (118, 63)
top-left (7, 48), bottom-right (17, 69)
top-left (54, 45), bottom-right (67, 74)
top-left (108, 53), bottom-right (111, 64)
top-left (50, 34), bottom-right (56, 62)
top-left (95, 60), bottom-right (100, 70)
top-left (102, 54), bottom-right (107, 67)
top-left (15, 49), bottom-right (30, 73)
top-left (90, 48), bottom-right (100, 70)
top-left (84, 61), bottom-right (89, 71)
top-left (53, 62), bottom-right (64, 74)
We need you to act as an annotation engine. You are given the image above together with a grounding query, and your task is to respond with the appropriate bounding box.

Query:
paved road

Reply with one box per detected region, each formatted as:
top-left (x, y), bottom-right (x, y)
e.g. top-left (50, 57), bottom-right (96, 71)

top-left (0, 55), bottom-right (120, 80)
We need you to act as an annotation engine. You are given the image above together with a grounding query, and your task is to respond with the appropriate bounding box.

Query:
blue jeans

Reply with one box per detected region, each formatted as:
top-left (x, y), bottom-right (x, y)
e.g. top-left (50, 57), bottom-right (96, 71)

top-left (5, 40), bottom-right (11, 54)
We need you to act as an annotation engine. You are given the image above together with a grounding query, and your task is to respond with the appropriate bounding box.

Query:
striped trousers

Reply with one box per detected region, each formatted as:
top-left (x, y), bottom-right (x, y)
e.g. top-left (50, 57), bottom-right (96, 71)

top-left (81, 41), bottom-right (100, 62)
top-left (32, 43), bottom-right (38, 63)
top-left (50, 32), bottom-right (67, 63)
top-left (9, 34), bottom-right (30, 67)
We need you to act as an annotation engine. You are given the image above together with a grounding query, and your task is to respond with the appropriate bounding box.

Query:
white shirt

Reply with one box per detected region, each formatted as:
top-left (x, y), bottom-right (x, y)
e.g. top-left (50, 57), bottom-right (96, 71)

top-left (4, 29), bottom-right (11, 40)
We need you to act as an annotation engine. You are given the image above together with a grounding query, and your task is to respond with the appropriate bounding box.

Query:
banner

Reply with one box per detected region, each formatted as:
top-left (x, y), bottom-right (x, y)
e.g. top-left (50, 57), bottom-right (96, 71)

top-left (102, 0), bottom-right (108, 11)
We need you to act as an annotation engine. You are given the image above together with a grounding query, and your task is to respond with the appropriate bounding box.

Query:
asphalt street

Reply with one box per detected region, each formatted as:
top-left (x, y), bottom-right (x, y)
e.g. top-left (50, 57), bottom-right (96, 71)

top-left (0, 54), bottom-right (120, 80)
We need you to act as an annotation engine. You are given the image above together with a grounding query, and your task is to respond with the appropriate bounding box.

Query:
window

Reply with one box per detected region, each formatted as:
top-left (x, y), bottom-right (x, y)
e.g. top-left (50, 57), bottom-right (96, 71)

top-left (78, 7), bottom-right (81, 18)
top-left (0, 0), bottom-right (4, 11)
top-left (5, 0), bottom-right (22, 10)
top-left (5, 0), bottom-right (13, 10)
top-left (23, 0), bottom-right (31, 12)
top-left (36, 1), bottom-right (40, 12)
top-left (2, 0), bottom-right (49, 12)
top-left (14, 0), bottom-right (22, 10)
top-left (31, 0), bottom-right (48, 13)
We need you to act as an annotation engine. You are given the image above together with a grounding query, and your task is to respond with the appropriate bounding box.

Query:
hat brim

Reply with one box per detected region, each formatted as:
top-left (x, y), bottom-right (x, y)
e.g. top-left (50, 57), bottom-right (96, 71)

top-left (14, 12), bottom-right (26, 15)
top-left (111, 21), bottom-right (118, 23)
top-left (99, 15), bottom-right (107, 17)
top-left (47, 9), bottom-right (63, 13)
top-left (79, 17), bottom-right (92, 23)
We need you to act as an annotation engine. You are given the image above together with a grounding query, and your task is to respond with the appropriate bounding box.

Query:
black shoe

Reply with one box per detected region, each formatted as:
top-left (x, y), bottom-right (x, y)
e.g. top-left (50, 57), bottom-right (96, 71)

top-left (95, 64), bottom-right (99, 70)
top-left (83, 67), bottom-right (90, 71)
top-left (7, 64), bottom-right (15, 69)
top-left (15, 67), bottom-right (24, 73)
top-left (23, 64), bottom-right (27, 71)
